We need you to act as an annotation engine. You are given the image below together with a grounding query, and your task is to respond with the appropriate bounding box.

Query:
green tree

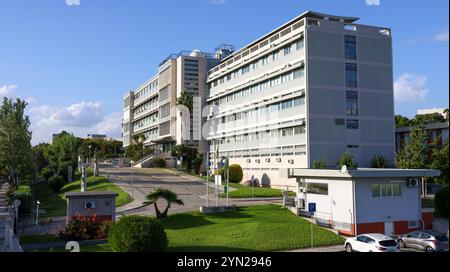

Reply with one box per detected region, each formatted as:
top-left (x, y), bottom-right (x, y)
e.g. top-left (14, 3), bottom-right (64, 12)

top-left (171, 144), bottom-right (198, 171)
top-left (395, 115), bottom-right (411, 128)
top-left (32, 143), bottom-right (51, 173)
top-left (412, 113), bottom-right (446, 126)
top-left (51, 132), bottom-right (82, 174)
top-left (176, 91), bottom-right (193, 113)
top-left (0, 98), bottom-right (33, 185)
top-left (337, 152), bottom-right (358, 169)
top-left (430, 139), bottom-right (449, 185)
top-left (144, 189), bottom-right (184, 219)
top-left (395, 123), bottom-right (429, 169)
top-left (124, 134), bottom-right (154, 162)
top-left (312, 159), bottom-right (327, 169)
top-left (370, 155), bottom-right (391, 168)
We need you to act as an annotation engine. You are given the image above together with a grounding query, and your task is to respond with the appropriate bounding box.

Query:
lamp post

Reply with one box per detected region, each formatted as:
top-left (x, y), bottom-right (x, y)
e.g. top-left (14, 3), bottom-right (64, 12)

top-left (35, 200), bottom-right (41, 226)
top-left (130, 160), bottom-right (134, 199)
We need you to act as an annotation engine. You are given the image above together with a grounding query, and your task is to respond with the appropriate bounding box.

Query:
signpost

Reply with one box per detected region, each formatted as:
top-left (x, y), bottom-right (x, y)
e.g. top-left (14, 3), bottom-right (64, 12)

top-left (308, 203), bottom-right (316, 249)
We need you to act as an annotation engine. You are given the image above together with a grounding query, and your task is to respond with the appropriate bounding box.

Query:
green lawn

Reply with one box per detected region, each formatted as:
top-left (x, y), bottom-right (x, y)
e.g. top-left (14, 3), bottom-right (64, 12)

top-left (220, 183), bottom-right (296, 198)
top-left (30, 205), bottom-right (344, 252)
top-left (34, 176), bottom-right (133, 218)
top-left (20, 234), bottom-right (63, 245)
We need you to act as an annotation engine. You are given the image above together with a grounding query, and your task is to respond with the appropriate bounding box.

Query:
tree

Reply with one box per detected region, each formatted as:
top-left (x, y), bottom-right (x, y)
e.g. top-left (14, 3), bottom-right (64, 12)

top-left (395, 115), bottom-right (411, 128)
top-left (176, 91), bottom-right (193, 113)
top-left (144, 189), bottom-right (184, 219)
top-left (370, 155), bottom-right (391, 168)
top-left (312, 159), bottom-right (327, 169)
top-left (430, 139), bottom-right (449, 185)
top-left (395, 123), bottom-right (429, 169)
top-left (0, 98), bottom-right (33, 185)
top-left (171, 144), bottom-right (198, 171)
top-left (51, 132), bottom-right (82, 175)
top-left (32, 143), bottom-right (51, 173)
top-left (124, 134), bottom-right (154, 162)
top-left (337, 152), bottom-right (358, 169)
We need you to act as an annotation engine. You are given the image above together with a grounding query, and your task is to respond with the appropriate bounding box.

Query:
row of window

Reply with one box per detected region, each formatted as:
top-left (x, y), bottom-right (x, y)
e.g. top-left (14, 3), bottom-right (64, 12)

top-left (215, 96), bottom-right (305, 125)
top-left (134, 80), bottom-right (159, 103)
top-left (211, 39), bottom-right (304, 88)
top-left (142, 128), bottom-right (159, 141)
top-left (214, 125), bottom-right (306, 145)
top-left (211, 67), bottom-right (305, 107)
top-left (133, 112), bottom-right (159, 130)
top-left (372, 184), bottom-right (401, 197)
top-left (134, 96), bottom-right (158, 117)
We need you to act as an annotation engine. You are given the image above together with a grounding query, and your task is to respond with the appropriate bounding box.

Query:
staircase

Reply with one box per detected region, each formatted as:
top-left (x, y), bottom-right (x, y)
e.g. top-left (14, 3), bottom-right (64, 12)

top-left (132, 154), bottom-right (155, 168)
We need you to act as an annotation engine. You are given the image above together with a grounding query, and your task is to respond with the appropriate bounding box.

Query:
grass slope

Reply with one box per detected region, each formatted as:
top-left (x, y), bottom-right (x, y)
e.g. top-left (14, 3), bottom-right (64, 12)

top-left (34, 176), bottom-right (133, 218)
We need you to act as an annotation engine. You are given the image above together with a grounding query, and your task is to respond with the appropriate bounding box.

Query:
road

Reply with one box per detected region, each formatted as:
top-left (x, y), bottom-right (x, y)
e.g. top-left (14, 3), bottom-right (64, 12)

top-left (102, 167), bottom-right (282, 217)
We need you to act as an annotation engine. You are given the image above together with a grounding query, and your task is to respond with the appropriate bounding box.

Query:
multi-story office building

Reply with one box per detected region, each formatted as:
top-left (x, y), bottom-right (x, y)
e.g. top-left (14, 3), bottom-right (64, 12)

top-left (122, 50), bottom-right (220, 166)
top-left (206, 11), bottom-right (395, 188)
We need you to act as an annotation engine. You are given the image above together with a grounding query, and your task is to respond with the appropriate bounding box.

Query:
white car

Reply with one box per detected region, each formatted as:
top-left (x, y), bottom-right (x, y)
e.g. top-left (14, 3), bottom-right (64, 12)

top-left (345, 233), bottom-right (400, 252)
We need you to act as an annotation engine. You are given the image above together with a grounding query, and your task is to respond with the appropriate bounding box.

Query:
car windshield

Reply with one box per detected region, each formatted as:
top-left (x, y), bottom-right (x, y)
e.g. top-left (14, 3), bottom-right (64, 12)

top-left (379, 240), bottom-right (398, 247)
top-left (436, 235), bottom-right (449, 242)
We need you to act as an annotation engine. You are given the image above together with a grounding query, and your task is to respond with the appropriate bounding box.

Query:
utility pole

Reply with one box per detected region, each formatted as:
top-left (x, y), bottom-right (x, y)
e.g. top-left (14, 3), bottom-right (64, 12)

top-left (206, 151), bottom-right (209, 207)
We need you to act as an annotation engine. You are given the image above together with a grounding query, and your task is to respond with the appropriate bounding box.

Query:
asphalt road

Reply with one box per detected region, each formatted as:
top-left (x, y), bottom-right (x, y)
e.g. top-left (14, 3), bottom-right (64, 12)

top-left (102, 167), bottom-right (282, 217)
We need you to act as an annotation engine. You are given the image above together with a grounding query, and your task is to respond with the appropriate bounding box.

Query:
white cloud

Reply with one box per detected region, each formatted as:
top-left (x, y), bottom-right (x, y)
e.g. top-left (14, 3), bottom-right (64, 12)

top-left (0, 84), bottom-right (19, 97)
top-left (394, 73), bottom-right (430, 103)
top-left (434, 31), bottom-right (449, 42)
top-left (365, 0), bottom-right (380, 6)
top-left (28, 102), bottom-right (121, 145)
top-left (208, 0), bottom-right (226, 4)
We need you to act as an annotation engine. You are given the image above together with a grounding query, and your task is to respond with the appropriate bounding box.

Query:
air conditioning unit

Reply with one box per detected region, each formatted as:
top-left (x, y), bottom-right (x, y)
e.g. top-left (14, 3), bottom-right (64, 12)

top-left (299, 188), bottom-right (307, 194)
top-left (246, 159), bottom-right (251, 163)
top-left (276, 158), bottom-right (282, 163)
top-left (255, 159), bottom-right (261, 163)
top-left (84, 201), bottom-right (96, 209)
top-left (298, 198), bottom-right (305, 209)
top-left (265, 158), bottom-right (271, 163)
top-left (288, 159), bottom-right (295, 165)
top-left (407, 178), bottom-right (420, 188)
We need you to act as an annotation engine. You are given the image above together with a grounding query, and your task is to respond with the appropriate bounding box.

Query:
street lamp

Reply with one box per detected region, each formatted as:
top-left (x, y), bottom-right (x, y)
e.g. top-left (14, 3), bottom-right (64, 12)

top-left (130, 160), bottom-right (134, 199)
top-left (36, 200), bottom-right (41, 226)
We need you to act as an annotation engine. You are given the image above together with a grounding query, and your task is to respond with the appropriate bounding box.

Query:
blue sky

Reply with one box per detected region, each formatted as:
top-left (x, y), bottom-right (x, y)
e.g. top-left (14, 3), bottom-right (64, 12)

top-left (0, 0), bottom-right (448, 145)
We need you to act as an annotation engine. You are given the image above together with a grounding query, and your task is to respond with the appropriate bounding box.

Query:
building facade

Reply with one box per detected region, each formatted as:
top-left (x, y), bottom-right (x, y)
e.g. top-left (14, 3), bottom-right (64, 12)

top-left (206, 11), bottom-right (396, 188)
top-left (395, 122), bottom-right (449, 153)
top-left (122, 50), bottom-right (219, 166)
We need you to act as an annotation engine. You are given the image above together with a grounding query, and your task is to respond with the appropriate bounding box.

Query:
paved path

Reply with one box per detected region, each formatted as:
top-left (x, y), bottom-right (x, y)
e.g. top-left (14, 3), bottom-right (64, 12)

top-left (103, 167), bottom-right (282, 217)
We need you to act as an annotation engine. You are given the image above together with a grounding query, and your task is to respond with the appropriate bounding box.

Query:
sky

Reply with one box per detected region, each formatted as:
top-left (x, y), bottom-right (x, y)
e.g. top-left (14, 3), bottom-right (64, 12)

top-left (0, 0), bottom-right (448, 145)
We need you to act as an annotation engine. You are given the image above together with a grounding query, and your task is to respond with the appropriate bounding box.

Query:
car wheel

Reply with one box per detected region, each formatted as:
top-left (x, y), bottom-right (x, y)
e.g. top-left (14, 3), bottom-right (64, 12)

top-left (426, 246), bottom-right (434, 253)
top-left (399, 240), bottom-right (406, 248)
top-left (345, 243), bottom-right (353, 252)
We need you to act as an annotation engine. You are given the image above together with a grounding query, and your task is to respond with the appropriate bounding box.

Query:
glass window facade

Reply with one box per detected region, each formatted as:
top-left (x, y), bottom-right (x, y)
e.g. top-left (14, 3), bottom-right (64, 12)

top-left (345, 35), bottom-right (357, 60)
top-left (345, 63), bottom-right (357, 88)
top-left (346, 91), bottom-right (358, 116)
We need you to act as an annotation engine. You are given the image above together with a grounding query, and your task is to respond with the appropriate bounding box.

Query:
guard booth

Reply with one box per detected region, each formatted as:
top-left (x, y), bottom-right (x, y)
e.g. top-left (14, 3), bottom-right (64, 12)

top-left (280, 168), bottom-right (440, 236)
top-left (66, 191), bottom-right (118, 225)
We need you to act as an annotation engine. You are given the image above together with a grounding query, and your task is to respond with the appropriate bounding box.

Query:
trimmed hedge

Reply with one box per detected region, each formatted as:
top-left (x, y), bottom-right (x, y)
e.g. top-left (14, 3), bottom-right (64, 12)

top-left (219, 164), bottom-right (243, 183)
top-left (48, 176), bottom-right (65, 193)
top-left (143, 157), bottom-right (166, 168)
top-left (108, 216), bottom-right (168, 252)
top-left (435, 186), bottom-right (449, 218)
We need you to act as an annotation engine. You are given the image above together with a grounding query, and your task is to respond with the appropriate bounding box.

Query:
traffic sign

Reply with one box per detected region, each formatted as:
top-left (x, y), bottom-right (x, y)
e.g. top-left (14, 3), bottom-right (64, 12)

top-left (308, 203), bottom-right (316, 213)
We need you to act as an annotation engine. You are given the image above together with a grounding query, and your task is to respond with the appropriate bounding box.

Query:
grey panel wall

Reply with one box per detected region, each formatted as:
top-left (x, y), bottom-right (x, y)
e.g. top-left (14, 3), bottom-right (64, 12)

top-left (360, 145), bottom-right (395, 167)
top-left (309, 144), bottom-right (346, 166)
top-left (359, 92), bottom-right (393, 117)
top-left (309, 116), bottom-right (346, 142)
top-left (360, 119), bottom-right (394, 143)
top-left (359, 63), bottom-right (393, 90)
top-left (309, 88), bottom-right (345, 115)
top-left (308, 59), bottom-right (345, 86)
top-left (358, 36), bottom-right (392, 63)
top-left (308, 31), bottom-right (344, 59)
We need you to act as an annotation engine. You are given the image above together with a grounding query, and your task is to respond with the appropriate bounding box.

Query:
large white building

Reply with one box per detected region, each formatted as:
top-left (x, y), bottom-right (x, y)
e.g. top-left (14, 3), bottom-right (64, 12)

top-left (122, 50), bottom-right (220, 166)
top-left (206, 11), bottom-right (395, 188)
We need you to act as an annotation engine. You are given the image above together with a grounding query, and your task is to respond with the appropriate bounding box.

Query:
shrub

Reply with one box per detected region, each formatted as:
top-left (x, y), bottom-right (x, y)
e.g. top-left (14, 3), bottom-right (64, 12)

top-left (337, 152), bottom-right (358, 169)
top-left (435, 186), bottom-right (449, 218)
top-left (370, 155), bottom-right (390, 168)
top-left (59, 213), bottom-right (103, 241)
top-left (48, 176), bottom-right (65, 193)
top-left (42, 167), bottom-right (54, 181)
top-left (143, 157), bottom-right (166, 168)
top-left (12, 185), bottom-right (32, 214)
top-left (219, 164), bottom-right (244, 183)
top-left (312, 159), bottom-right (327, 169)
top-left (108, 216), bottom-right (168, 252)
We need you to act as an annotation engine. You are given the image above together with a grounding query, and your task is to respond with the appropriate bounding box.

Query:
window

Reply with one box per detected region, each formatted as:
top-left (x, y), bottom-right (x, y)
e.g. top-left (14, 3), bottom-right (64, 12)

top-left (281, 127), bottom-right (293, 137)
top-left (347, 119), bottom-right (359, 130)
top-left (226, 74), bottom-right (232, 81)
top-left (261, 56), bottom-right (269, 66)
top-left (252, 61), bottom-right (259, 70)
top-left (345, 35), bottom-right (357, 60)
top-left (293, 69), bottom-right (304, 79)
top-left (372, 184), bottom-right (402, 197)
top-left (281, 100), bottom-right (293, 110)
top-left (242, 65), bottom-right (250, 75)
top-left (220, 77), bottom-right (225, 84)
top-left (294, 126), bottom-right (305, 135)
top-left (272, 51), bottom-right (279, 61)
top-left (303, 182), bottom-right (328, 195)
top-left (284, 46), bottom-right (291, 56)
top-left (408, 221), bottom-right (419, 228)
top-left (346, 91), bottom-right (358, 116)
top-left (335, 118), bottom-right (345, 126)
top-left (294, 97), bottom-right (305, 107)
top-left (346, 63), bottom-right (357, 88)
top-left (296, 40), bottom-right (304, 50)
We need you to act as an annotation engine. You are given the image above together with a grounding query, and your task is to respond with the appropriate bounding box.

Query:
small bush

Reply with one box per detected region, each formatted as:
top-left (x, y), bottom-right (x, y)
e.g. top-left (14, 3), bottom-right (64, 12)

top-left (337, 152), bottom-right (358, 169)
top-left (12, 185), bottom-right (32, 214)
top-left (59, 214), bottom-right (104, 241)
top-left (108, 216), bottom-right (168, 252)
top-left (48, 176), bottom-right (65, 193)
top-left (143, 157), bottom-right (166, 168)
top-left (42, 167), bottom-right (54, 181)
top-left (219, 164), bottom-right (244, 183)
top-left (435, 186), bottom-right (449, 218)
top-left (370, 155), bottom-right (390, 168)
top-left (312, 159), bottom-right (327, 169)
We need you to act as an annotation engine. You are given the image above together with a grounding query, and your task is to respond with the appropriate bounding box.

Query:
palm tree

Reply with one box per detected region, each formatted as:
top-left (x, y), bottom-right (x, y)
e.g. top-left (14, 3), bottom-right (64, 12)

top-left (144, 188), bottom-right (184, 219)
top-left (176, 91), bottom-right (193, 113)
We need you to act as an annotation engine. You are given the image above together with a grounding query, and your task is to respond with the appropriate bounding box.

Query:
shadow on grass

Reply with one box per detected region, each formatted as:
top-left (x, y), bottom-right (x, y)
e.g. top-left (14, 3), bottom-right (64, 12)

top-left (60, 177), bottom-right (107, 193)
top-left (162, 214), bottom-right (215, 230)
